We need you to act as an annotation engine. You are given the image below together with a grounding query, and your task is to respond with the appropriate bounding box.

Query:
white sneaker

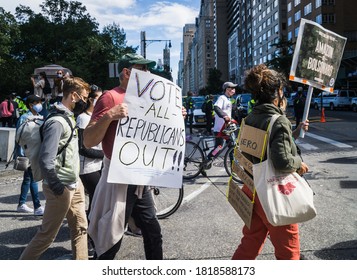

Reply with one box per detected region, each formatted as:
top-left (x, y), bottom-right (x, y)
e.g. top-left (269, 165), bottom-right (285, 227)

top-left (34, 206), bottom-right (45, 216)
top-left (17, 204), bottom-right (33, 213)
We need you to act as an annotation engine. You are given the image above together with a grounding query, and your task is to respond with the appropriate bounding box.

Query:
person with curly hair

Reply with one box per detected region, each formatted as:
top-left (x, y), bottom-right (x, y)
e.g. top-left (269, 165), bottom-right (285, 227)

top-left (231, 64), bottom-right (309, 260)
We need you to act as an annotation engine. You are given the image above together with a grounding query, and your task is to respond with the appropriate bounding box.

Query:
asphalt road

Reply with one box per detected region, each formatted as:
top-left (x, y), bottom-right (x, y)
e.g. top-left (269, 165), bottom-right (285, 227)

top-left (0, 108), bottom-right (356, 260)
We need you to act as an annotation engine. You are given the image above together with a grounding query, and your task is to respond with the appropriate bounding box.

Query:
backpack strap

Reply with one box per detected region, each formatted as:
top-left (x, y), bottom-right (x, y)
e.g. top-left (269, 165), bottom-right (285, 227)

top-left (40, 111), bottom-right (77, 156)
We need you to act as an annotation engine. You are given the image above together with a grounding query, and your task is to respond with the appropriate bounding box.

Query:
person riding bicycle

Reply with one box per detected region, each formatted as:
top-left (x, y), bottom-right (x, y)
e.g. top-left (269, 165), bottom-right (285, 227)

top-left (206, 81), bottom-right (237, 167)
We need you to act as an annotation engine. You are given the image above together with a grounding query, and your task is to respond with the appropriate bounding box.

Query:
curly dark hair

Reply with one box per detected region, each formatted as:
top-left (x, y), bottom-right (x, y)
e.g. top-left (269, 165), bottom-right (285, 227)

top-left (244, 64), bottom-right (286, 104)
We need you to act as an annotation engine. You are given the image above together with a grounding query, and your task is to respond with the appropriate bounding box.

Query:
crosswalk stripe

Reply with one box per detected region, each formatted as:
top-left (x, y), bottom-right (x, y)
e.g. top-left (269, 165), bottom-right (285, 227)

top-left (305, 132), bottom-right (353, 148)
top-left (295, 141), bottom-right (319, 150)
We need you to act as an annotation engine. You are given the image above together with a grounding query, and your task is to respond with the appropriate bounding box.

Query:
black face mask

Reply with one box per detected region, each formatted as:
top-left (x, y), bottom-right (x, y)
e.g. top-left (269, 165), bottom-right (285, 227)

top-left (73, 99), bottom-right (87, 115)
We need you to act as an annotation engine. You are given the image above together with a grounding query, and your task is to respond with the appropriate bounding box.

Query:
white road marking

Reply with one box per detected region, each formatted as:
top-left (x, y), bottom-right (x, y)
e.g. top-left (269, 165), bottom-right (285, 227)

top-left (306, 132), bottom-right (353, 148)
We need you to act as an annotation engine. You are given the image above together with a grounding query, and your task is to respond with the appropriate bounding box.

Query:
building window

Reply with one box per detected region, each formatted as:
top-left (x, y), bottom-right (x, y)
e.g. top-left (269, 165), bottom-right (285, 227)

top-left (322, 0), bottom-right (335, 5)
top-left (295, 27), bottom-right (300, 37)
top-left (288, 31), bottom-right (292, 41)
top-left (274, 11), bottom-right (278, 20)
top-left (316, 14), bottom-right (322, 24)
top-left (294, 10), bottom-right (301, 22)
top-left (322, 13), bottom-right (335, 23)
top-left (274, 24), bottom-right (279, 33)
top-left (294, 0), bottom-right (301, 6)
top-left (274, 0), bottom-right (278, 8)
top-left (288, 17), bottom-right (292, 26)
top-left (304, 3), bottom-right (312, 16)
top-left (316, 0), bottom-right (322, 8)
top-left (288, 2), bottom-right (292, 12)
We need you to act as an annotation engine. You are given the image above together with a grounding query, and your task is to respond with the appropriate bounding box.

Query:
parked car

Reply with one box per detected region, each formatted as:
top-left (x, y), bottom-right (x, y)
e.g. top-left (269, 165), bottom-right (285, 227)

top-left (192, 96), bottom-right (206, 126)
top-left (351, 97), bottom-right (357, 112)
top-left (313, 89), bottom-right (357, 110)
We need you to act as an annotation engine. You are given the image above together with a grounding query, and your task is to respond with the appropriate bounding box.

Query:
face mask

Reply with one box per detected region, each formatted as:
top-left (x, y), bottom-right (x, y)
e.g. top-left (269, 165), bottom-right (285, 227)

top-left (73, 99), bottom-right (87, 115)
top-left (32, 103), bottom-right (43, 113)
top-left (93, 98), bottom-right (98, 107)
top-left (57, 74), bottom-right (63, 78)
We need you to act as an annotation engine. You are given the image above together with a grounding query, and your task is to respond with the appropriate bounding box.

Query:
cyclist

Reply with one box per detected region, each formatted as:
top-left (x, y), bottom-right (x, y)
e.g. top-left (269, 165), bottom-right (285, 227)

top-left (206, 82), bottom-right (237, 166)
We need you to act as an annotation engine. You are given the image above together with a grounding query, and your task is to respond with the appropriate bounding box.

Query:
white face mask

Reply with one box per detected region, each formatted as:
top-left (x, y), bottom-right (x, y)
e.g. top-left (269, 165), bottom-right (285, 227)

top-left (93, 98), bottom-right (98, 107)
top-left (32, 103), bottom-right (43, 113)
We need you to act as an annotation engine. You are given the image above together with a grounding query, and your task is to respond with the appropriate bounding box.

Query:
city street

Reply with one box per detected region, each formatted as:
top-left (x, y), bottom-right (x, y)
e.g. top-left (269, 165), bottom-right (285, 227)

top-left (0, 108), bottom-right (356, 260)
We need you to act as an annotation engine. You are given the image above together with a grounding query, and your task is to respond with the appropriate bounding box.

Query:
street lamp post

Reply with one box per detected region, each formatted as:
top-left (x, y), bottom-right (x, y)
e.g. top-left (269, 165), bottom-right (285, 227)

top-left (140, 31), bottom-right (172, 59)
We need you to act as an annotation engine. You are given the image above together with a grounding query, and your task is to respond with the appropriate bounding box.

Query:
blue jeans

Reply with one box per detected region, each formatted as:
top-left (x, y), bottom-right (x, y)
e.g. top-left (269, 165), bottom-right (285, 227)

top-left (18, 167), bottom-right (41, 209)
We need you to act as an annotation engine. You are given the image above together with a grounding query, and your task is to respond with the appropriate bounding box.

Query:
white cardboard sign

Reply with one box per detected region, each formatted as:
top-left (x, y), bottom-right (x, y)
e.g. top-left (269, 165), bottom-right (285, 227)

top-left (108, 69), bottom-right (185, 188)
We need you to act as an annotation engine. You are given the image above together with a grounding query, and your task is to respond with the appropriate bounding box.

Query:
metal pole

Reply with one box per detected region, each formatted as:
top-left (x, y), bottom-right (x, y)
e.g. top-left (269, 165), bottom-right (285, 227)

top-left (299, 85), bottom-right (314, 138)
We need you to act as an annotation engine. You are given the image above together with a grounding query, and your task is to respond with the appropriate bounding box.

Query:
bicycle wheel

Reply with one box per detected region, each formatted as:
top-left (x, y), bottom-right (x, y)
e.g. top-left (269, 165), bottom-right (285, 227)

top-left (151, 186), bottom-right (184, 219)
top-left (183, 141), bottom-right (204, 179)
top-left (224, 145), bottom-right (243, 183)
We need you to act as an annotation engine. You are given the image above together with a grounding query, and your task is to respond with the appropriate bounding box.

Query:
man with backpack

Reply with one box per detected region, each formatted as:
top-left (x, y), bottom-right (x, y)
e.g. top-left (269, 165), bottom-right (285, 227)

top-left (20, 76), bottom-right (90, 260)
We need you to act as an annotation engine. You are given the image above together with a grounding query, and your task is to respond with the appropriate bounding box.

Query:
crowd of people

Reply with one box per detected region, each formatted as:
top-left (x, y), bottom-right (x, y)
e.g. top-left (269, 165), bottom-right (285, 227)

top-left (5, 52), bottom-right (309, 260)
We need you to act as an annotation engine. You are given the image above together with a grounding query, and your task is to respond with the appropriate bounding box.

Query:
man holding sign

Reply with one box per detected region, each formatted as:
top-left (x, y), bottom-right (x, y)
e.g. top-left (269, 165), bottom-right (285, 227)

top-left (83, 54), bottom-right (164, 260)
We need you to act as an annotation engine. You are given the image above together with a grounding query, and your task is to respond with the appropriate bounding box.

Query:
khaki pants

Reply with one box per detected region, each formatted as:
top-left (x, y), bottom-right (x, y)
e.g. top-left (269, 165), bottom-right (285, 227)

top-left (20, 182), bottom-right (88, 260)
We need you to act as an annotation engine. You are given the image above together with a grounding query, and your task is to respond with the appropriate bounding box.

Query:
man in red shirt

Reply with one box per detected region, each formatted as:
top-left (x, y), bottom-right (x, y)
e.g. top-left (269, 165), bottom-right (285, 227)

top-left (83, 53), bottom-right (162, 259)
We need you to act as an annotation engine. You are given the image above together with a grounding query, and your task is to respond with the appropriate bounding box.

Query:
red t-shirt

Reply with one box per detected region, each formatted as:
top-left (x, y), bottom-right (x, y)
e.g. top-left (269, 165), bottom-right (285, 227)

top-left (91, 86), bottom-right (126, 159)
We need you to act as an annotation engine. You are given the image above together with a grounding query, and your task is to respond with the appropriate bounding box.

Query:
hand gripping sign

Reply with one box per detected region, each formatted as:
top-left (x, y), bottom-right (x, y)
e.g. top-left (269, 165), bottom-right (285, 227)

top-left (108, 69), bottom-right (185, 188)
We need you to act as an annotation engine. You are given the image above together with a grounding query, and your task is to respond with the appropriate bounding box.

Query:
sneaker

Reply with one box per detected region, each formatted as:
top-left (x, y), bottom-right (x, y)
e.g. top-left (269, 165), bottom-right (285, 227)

top-left (88, 238), bottom-right (96, 259)
top-left (17, 204), bottom-right (33, 213)
top-left (203, 159), bottom-right (212, 170)
top-left (125, 226), bottom-right (142, 237)
top-left (34, 206), bottom-right (44, 216)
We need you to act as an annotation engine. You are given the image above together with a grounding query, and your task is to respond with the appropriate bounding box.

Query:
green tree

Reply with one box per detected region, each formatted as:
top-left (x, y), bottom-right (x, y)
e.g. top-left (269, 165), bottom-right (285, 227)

top-left (205, 68), bottom-right (224, 95)
top-left (0, 0), bottom-right (136, 95)
top-left (266, 38), bottom-right (295, 77)
top-left (0, 8), bottom-right (21, 97)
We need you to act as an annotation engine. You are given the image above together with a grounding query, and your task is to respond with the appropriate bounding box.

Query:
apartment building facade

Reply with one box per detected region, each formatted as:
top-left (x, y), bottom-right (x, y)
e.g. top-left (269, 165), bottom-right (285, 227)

top-left (180, 0), bottom-right (357, 93)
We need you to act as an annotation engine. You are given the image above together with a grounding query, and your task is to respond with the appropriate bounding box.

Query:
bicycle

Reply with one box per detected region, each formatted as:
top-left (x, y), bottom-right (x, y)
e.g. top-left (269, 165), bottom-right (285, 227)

top-left (151, 121), bottom-right (241, 220)
top-left (183, 121), bottom-right (242, 182)
top-left (150, 185), bottom-right (184, 219)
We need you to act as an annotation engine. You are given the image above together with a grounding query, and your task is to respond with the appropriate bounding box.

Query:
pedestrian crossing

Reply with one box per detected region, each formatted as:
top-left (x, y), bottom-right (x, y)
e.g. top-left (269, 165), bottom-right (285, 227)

top-left (295, 132), bottom-right (353, 151)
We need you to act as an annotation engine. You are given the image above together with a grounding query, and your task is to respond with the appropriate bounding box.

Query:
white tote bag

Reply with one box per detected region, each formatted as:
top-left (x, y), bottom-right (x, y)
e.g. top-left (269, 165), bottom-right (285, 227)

top-left (253, 114), bottom-right (316, 226)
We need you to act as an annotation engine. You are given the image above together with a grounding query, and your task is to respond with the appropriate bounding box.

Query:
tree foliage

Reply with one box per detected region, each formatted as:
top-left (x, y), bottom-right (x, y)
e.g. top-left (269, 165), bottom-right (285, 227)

top-left (0, 0), bottom-right (137, 98)
top-left (204, 68), bottom-right (224, 95)
top-left (266, 38), bottom-right (295, 78)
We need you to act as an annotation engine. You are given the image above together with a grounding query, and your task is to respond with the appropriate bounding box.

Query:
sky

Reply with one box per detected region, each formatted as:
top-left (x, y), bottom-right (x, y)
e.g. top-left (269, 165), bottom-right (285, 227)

top-left (1, 0), bottom-right (200, 82)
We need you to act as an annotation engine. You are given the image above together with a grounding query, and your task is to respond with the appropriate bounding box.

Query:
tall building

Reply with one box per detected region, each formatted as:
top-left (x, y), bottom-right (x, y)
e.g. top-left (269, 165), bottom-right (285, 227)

top-left (214, 0), bottom-right (229, 82)
top-left (181, 24), bottom-right (196, 95)
top-left (227, 0), bottom-right (240, 83)
top-left (163, 43), bottom-right (170, 70)
top-left (196, 0), bottom-right (215, 92)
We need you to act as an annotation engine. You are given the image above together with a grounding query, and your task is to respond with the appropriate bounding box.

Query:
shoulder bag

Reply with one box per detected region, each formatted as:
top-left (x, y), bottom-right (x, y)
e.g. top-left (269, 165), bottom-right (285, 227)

top-left (253, 114), bottom-right (317, 226)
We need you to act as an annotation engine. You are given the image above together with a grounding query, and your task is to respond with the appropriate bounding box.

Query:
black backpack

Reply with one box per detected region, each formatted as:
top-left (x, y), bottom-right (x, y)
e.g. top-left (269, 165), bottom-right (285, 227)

top-left (43, 79), bottom-right (52, 95)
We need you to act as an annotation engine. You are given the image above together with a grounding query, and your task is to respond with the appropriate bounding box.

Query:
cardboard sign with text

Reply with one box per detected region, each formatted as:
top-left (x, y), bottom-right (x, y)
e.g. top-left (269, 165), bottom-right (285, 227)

top-left (238, 120), bottom-right (267, 159)
top-left (232, 160), bottom-right (255, 193)
top-left (290, 18), bottom-right (347, 92)
top-left (108, 69), bottom-right (185, 188)
top-left (234, 149), bottom-right (253, 175)
top-left (227, 179), bottom-right (253, 229)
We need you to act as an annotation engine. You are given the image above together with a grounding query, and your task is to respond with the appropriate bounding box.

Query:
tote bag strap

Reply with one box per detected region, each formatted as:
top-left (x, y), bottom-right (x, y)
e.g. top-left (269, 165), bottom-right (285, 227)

top-left (265, 114), bottom-right (281, 159)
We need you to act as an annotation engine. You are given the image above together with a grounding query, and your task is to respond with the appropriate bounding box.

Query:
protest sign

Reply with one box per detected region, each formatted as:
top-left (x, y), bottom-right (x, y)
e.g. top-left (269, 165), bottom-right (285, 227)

top-left (290, 18), bottom-right (347, 92)
top-left (107, 69), bottom-right (185, 188)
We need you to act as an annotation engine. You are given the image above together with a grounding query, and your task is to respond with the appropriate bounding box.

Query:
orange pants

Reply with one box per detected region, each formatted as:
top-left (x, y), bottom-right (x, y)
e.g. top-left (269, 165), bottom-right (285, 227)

top-left (232, 185), bottom-right (300, 260)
